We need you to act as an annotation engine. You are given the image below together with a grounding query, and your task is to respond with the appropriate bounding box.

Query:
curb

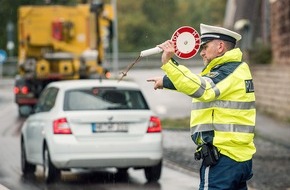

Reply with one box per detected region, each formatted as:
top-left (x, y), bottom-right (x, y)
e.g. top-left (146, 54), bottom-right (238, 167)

top-left (0, 185), bottom-right (9, 190)
top-left (163, 158), bottom-right (199, 178)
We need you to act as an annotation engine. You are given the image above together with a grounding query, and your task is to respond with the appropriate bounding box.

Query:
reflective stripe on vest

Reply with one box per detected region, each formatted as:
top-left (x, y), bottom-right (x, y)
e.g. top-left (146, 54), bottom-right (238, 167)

top-left (190, 76), bottom-right (220, 98)
top-left (192, 100), bottom-right (255, 110)
top-left (190, 76), bottom-right (206, 98)
top-left (190, 123), bottom-right (255, 134)
top-left (204, 76), bottom-right (220, 98)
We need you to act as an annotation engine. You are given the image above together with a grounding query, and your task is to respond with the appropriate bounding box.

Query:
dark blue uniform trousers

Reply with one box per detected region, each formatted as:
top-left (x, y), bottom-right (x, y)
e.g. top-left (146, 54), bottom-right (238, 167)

top-left (199, 154), bottom-right (253, 190)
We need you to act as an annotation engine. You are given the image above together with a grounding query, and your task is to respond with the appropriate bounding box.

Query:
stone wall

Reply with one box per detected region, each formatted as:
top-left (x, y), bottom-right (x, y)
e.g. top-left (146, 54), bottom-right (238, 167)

top-left (250, 0), bottom-right (290, 121)
top-left (251, 65), bottom-right (290, 121)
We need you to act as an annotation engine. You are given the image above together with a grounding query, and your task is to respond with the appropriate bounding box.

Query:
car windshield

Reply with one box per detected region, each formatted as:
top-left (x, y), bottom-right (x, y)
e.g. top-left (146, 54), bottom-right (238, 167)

top-left (63, 87), bottom-right (149, 111)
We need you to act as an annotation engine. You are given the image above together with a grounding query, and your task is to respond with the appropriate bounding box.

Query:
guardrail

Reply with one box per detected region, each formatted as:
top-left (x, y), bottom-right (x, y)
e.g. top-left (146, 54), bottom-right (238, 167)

top-left (1, 54), bottom-right (203, 77)
top-left (105, 52), bottom-right (203, 70)
top-left (1, 57), bottom-right (17, 77)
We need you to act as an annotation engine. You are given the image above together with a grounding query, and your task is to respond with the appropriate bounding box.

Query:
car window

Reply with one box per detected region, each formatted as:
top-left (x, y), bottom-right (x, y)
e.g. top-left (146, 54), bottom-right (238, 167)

top-left (63, 87), bottom-right (149, 111)
top-left (35, 87), bottom-right (59, 113)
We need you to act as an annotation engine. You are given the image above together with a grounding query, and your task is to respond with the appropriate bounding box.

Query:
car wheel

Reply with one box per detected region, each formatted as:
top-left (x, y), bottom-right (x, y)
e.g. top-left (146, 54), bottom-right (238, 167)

top-left (116, 168), bottom-right (129, 179)
top-left (117, 168), bottom-right (128, 174)
top-left (43, 145), bottom-right (60, 183)
top-left (18, 105), bottom-right (33, 118)
top-left (21, 139), bottom-right (36, 176)
top-left (144, 160), bottom-right (162, 182)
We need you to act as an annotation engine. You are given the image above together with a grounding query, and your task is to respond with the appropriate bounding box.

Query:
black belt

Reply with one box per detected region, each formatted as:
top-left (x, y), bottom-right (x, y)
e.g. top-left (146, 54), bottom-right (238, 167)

top-left (194, 143), bottom-right (220, 166)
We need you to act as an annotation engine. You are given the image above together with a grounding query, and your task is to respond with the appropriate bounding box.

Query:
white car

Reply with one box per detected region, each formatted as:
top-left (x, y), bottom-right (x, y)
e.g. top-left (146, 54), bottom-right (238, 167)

top-left (20, 79), bottom-right (163, 183)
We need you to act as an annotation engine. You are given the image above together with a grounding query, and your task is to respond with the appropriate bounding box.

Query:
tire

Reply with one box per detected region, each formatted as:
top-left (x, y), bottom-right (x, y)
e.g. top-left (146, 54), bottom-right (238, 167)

top-left (21, 139), bottom-right (36, 176)
top-left (144, 160), bottom-right (162, 182)
top-left (115, 168), bottom-right (129, 181)
top-left (117, 168), bottom-right (128, 174)
top-left (18, 105), bottom-right (33, 118)
top-left (43, 145), bottom-right (60, 183)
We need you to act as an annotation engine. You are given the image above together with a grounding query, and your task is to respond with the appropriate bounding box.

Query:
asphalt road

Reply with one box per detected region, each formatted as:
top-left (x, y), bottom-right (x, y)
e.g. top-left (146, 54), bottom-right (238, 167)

top-left (2, 65), bottom-right (289, 190)
top-left (123, 66), bottom-right (201, 119)
top-left (0, 78), bottom-right (200, 190)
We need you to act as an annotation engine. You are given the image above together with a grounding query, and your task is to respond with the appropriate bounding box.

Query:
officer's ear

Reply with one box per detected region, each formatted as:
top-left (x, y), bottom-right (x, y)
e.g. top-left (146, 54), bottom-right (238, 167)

top-left (217, 40), bottom-right (227, 54)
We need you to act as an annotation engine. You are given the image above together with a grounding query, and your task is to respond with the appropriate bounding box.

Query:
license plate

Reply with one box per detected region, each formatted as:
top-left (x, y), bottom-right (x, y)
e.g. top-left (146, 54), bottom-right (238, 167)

top-left (92, 123), bottom-right (128, 133)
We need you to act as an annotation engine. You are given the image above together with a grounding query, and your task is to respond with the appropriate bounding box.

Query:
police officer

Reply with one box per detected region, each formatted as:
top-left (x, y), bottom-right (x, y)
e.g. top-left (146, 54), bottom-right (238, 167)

top-left (147, 23), bottom-right (256, 189)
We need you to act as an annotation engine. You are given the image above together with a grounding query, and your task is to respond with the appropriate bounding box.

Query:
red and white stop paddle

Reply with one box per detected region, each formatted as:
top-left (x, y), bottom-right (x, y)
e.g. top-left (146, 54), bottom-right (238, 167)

top-left (140, 26), bottom-right (201, 59)
top-left (119, 26), bottom-right (201, 81)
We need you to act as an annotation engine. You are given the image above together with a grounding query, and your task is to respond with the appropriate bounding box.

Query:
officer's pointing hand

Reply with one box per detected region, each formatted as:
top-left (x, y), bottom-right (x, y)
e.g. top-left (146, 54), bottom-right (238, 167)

top-left (147, 77), bottom-right (163, 90)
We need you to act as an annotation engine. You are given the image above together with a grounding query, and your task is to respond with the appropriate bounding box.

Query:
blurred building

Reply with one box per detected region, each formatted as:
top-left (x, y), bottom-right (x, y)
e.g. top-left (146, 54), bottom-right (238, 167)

top-left (270, 0), bottom-right (290, 66)
top-left (224, 0), bottom-right (270, 51)
top-left (224, 0), bottom-right (290, 121)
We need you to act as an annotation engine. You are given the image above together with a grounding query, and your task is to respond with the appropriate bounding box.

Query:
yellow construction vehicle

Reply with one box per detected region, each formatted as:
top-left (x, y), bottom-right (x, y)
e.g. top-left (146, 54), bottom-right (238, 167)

top-left (14, 1), bottom-right (114, 116)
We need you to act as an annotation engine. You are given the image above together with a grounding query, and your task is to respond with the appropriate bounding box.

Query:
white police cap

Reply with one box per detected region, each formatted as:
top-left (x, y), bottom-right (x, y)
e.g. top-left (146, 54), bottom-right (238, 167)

top-left (200, 23), bottom-right (242, 46)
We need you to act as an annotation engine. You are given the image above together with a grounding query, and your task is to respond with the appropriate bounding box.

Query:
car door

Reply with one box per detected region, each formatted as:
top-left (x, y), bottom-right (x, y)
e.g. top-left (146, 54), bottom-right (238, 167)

top-left (26, 87), bottom-right (59, 163)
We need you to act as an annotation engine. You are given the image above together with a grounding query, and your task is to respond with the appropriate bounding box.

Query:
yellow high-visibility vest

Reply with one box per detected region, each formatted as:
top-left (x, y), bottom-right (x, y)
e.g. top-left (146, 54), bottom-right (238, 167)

top-left (161, 48), bottom-right (256, 162)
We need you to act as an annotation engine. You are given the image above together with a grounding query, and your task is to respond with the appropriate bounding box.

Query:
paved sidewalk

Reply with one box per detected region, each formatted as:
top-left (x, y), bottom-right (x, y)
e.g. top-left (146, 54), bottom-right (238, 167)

top-left (256, 111), bottom-right (290, 148)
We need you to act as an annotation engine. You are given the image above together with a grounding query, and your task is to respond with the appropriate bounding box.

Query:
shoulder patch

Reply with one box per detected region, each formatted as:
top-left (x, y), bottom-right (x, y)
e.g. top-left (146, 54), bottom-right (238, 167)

top-left (212, 65), bottom-right (222, 70)
top-left (245, 79), bottom-right (254, 93)
top-left (206, 71), bottom-right (220, 78)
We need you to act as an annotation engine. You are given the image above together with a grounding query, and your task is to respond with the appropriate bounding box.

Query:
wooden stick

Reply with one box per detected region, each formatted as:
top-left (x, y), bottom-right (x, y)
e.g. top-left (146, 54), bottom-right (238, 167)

top-left (118, 55), bottom-right (141, 82)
